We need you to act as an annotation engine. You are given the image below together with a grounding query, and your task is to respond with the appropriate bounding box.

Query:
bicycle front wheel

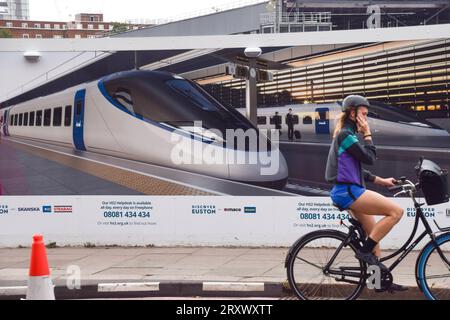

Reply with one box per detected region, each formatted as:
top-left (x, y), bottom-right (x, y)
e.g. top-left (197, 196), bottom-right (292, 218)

top-left (286, 230), bottom-right (365, 300)
top-left (417, 232), bottom-right (450, 300)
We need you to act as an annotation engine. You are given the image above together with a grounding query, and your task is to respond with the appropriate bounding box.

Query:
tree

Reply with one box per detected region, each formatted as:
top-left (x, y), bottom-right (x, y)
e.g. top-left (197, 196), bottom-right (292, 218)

top-left (111, 22), bottom-right (129, 34)
top-left (0, 29), bottom-right (12, 38)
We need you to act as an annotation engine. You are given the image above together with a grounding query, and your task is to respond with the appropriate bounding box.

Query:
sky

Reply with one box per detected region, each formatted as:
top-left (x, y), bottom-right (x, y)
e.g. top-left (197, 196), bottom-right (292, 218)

top-left (29, 0), bottom-right (266, 23)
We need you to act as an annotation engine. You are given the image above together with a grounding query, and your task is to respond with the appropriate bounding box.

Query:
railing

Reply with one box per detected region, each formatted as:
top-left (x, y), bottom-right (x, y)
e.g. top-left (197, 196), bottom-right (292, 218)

top-left (260, 12), bottom-right (332, 25)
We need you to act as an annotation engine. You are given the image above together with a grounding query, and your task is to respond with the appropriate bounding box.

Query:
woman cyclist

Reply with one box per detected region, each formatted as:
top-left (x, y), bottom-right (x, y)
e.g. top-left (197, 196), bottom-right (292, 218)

top-left (325, 95), bottom-right (407, 292)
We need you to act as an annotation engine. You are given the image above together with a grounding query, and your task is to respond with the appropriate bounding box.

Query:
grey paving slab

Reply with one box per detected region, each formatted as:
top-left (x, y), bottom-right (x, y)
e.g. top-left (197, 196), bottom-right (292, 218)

top-left (142, 248), bottom-right (200, 254)
top-left (168, 255), bottom-right (237, 269)
top-left (193, 248), bottom-right (251, 256)
top-left (0, 246), bottom-right (447, 300)
top-left (113, 254), bottom-right (187, 268)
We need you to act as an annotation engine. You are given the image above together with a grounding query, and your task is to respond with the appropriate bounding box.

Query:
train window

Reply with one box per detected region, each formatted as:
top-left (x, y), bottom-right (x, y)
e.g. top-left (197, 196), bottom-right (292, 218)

top-left (303, 116), bottom-right (313, 125)
top-left (103, 75), bottom-right (254, 139)
top-left (43, 109), bottom-right (51, 127)
top-left (316, 111), bottom-right (329, 121)
top-left (166, 80), bottom-right (217, 112)
top-left (53, 107), bottom-right (62, 127)
top-left (293, 115), bottom-right (299, 125)
top-left (112, 88), bottom-right (134, 113)
top-left (36, 110), bottom-right (42, 126)
top-left (29, 111), bottom-right (35, 126)
top-left (257, 116), bottom-right (267, 125)
top-left (64, 105), bottom-right (72, 126)
top-left (19, 113), bottom-right (23, 126)
top-left (270, 115), bottom-right (281, 125)
top-left (23, 113), bottom-right (29, 126)
top-left (10, 115), bottom-right (14, 126)
top-left (14, 114), bottom-right (18, 126)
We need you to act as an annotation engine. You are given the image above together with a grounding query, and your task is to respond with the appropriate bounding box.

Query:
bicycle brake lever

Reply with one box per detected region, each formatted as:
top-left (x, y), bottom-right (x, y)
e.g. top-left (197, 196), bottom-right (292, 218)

top-left (394, 191), bottom-right (405, 197)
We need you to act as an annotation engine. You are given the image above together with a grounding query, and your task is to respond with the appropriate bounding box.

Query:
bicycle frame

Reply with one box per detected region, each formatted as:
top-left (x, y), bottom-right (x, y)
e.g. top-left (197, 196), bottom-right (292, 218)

top-left (380, 191), bottom-right (450, 272)
top-left (323, 187), bottom-right (450, 284)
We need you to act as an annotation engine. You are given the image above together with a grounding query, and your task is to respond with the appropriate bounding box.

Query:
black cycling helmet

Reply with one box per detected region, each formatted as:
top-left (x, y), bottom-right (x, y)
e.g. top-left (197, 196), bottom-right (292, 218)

top-left (341, 95), bottom-right (370, 112)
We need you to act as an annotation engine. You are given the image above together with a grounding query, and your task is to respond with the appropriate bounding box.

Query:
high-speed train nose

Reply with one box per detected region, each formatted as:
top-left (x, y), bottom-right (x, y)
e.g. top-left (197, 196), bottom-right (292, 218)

top-left (227, 148), bottom-right (289, 189)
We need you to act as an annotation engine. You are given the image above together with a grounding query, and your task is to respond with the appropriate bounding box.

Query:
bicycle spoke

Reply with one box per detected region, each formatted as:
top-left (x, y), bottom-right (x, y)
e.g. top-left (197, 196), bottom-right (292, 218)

top-left (295, 256), bottom-right (322, 270)
top-left (425, 273), bottom-right (450, 280)
top-left (288, 233), bottom-right (364, 300)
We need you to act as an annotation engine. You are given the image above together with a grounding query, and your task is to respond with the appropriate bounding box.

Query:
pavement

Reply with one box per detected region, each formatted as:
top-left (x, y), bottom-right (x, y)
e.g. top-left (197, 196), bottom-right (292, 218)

top-left (0, 246), bottom-right (446, 300)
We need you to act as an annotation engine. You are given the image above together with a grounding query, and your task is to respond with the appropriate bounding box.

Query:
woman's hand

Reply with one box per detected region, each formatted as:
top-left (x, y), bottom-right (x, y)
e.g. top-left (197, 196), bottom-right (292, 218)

top-left (375, 177), bottom-right (397, 187)
top-left (356, 114), bottom-right (371, 136)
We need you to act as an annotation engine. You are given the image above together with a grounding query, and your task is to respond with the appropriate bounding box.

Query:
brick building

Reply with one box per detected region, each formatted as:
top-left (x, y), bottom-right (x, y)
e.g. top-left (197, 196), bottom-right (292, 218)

top-left (0, 12), bottom-right (150, 38)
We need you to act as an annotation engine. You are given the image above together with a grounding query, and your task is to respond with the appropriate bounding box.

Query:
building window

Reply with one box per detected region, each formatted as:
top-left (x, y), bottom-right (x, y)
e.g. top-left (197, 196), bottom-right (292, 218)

top-left (22, 34), bottom-right (29, 38)
top-left (6, 22), bottom-right (13, 28)
top-left (53, 107), bottom-right (62, 126)
top-left (64, 106), bottom-right (72, 127)
top-left (54, 24), bottom-right (60, 29)
top-left (36, 34), bottom-right (42, 39)
top-left (99, 24), bottom-right (104, 30)
top-left (19, 113), bottom-right (23, 126)
top-left (75, 34), bottom-right (81, 39)
top-left (303, 116), bottom-right (313, 125)
top-left (36, 110), bottom-right (42, 126)
top-left (87, 24), bottom-right (94, 30)
top-left (29, 111), bottom-right (35, 126)
top-left (53, 35), bottom-right (63, 39)
top-left (76, 23), bottom-right (83, 30)
top-left (43, 109), bottom-right (51, 127)
top-left (10, 115), bottom-right (13, 126)
top-left (45, 24), bottom-right (51, 29)
top-left (87, 35), bottom-right (96, 39)
top-left (22, 23), bottom-right (28, 28)
top-left (34, 23), bottom-right (40, 28)
top-left (109, 25), bottom-right (113, 30)
top-left (14, 114), bottom-right (18, 126)
top-left (23, 112), bottom-right (28, 126)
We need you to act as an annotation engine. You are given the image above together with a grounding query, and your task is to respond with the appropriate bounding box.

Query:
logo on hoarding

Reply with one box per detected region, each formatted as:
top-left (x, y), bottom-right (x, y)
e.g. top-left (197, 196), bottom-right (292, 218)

top-left (43, 206), bottom-right (52, 213)
top-left (406, 207), bottom-right (435, 218)
top-left (18, 207), bottom-right (40, 213)
top-left (243, 207), bottom-right (256, 214)
top-left (54, 205), bottom-right (73, 214)
top-left (0, 205), bottom-right (8, 215)
top-left (223, 207), bottom-right (242, 213)
top-left (222, 207), bottom-right (256, 214)
top-left (192, 205), bottom-right (216, 215)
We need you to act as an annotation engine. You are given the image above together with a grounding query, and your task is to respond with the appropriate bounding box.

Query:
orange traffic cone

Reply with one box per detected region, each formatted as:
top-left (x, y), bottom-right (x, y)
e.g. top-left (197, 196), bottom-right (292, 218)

top-left (26, 234), bottom-right (55, 300)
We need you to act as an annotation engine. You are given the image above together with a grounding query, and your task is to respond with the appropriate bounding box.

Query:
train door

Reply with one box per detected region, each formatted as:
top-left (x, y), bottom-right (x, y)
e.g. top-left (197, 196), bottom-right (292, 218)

top-left (315, 107), bottom-right (330, 135)
top-left (1, 109), bottom-right (8, 136)
top-left (73, 89), bottom-right (86, 151)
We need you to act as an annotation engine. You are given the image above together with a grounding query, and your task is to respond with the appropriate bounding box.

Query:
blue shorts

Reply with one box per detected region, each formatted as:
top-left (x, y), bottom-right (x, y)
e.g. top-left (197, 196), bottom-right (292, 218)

top-left (330, 184), bottom-right (366, 211)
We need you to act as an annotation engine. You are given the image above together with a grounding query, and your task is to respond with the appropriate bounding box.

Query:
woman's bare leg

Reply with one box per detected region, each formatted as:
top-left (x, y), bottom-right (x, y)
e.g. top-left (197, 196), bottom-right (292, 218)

top-left (350, 190), bottom-right (403, 242)
top-left (349, 212), bottom-right (381, 257)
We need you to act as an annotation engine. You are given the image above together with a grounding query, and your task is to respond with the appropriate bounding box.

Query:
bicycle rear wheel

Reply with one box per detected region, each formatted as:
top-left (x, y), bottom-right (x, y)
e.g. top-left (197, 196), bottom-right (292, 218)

top-left (417, 232), bottom-right (450, 300)
top-left (286, 230), bottom-right (365, 300)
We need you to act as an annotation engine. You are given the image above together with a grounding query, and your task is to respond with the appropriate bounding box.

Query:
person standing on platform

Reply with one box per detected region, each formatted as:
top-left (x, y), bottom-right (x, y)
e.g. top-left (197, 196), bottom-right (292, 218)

top-left (274, 111), bottom-right (282, 135)
top-left (286, 108), bottom-right (295, 141)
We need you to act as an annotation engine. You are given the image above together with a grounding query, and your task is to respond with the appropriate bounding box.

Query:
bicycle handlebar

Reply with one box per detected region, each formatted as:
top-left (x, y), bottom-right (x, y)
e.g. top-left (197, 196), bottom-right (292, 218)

top-left (388, 185), bottom-right (404, 193)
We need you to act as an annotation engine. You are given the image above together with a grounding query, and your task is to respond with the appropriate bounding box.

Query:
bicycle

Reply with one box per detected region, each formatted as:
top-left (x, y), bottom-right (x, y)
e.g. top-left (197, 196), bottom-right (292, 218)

top-left (285, 158), bottom-right (450, 300)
